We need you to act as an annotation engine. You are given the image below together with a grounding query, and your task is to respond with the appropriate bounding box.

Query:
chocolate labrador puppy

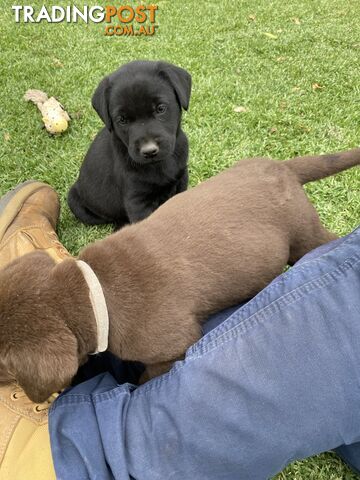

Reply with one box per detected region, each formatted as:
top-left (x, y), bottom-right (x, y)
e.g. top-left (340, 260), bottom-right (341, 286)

top-left (68, 60), bottom-right (191, 229)
top-left (0, 148), bottom-right (359, 402)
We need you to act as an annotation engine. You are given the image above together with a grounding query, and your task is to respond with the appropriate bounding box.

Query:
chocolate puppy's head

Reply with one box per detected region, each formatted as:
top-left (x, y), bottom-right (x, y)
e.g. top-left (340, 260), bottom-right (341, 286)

top-left (0, 252), bottom-right (96, 402)
top-left (92, 60), bottom-right (192, 165)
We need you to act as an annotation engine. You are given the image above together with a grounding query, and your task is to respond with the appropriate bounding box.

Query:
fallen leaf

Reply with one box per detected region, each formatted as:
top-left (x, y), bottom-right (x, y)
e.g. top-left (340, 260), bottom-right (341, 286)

top-left (269, 127), bottom-right (277, 134)
top-left (292, 17), bottom-right (301, 25)
top-left (233, 106), bottom-right (248, 113)
top-left (263, 32), bottom-right (278, 39)
top-left (4, 132), bottom-right (10, 141)
top-left (248, 14), bottom-right (256, 21)
top-left (312, 83), bottom-right (324, 90)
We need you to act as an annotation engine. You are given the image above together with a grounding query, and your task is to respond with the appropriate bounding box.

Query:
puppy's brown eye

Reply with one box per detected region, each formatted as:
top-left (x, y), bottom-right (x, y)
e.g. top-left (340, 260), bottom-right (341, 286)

top-left (117, 115), bottom-right (128, 125)
top-left (156, 104), bottom-right (167, 114)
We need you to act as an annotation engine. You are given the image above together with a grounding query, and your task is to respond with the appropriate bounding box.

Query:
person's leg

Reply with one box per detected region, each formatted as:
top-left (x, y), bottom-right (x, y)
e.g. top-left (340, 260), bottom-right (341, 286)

top-left (202, 234), bottom-right (360, 476)
top-left (50, 227), bottom-right (360, 480)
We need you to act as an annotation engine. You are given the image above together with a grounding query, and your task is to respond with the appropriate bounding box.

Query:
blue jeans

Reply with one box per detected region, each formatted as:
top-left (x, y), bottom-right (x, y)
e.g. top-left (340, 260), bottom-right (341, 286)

top-left (49, 227), bottom-right (360, 479)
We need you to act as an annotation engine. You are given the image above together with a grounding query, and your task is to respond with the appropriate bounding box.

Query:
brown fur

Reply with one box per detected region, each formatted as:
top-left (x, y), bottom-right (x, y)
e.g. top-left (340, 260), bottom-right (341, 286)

top-left (0, 148), bottom-right (359, 402)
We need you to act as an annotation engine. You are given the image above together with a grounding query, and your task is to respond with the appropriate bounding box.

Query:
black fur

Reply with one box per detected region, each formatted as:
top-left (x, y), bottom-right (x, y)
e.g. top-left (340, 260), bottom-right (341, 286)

top-left (68, 60), bottom-right (191, 229)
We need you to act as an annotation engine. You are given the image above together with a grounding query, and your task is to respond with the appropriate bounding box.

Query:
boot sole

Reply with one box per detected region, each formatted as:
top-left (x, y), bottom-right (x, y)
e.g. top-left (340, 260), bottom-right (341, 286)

top-left (0, 180), bottom-right (53, 243)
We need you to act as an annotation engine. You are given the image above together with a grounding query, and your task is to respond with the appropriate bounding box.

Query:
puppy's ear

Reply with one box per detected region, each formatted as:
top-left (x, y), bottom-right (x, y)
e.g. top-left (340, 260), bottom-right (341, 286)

top-left (4, 325), bottom-right (79, 403)
top-left (158, 63), bottom-right (192, 110)
top-left (92, 76), bottom-right (113, 131)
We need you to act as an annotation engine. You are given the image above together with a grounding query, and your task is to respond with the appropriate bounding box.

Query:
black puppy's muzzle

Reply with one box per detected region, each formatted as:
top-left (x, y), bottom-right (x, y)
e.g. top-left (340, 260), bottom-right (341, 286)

top-left (133, 137), bottom-right (173, 164)
top-left (140, 141), bottom-right (160, 159)
top-left (128, 124), bottom-right (175, 164)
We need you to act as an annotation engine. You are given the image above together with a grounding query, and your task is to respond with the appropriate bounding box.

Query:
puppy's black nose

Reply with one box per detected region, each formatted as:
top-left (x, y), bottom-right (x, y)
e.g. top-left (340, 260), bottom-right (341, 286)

top-left (140, 142), bottom-right (159, 158)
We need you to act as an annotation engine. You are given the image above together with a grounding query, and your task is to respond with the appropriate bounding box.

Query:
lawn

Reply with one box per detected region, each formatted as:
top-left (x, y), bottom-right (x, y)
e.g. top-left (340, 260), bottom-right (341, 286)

top-left (0, 0), bottom-right (359, 478)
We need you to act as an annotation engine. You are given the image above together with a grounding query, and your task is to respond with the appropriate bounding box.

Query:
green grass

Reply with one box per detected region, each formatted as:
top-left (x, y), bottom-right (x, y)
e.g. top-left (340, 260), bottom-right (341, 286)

top-left (0, 1), bottom-right (359, 478)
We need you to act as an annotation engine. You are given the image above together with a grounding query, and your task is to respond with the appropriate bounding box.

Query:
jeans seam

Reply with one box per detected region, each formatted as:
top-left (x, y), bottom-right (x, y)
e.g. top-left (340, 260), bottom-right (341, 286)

top-left (51, 388), bottom-right (131, 412)
top-left (50, 397), bottom-right (92, 414)
top-left (134, 255), bottom-right (360, 397)
top-left (92, 388), bottom-right (130, 403)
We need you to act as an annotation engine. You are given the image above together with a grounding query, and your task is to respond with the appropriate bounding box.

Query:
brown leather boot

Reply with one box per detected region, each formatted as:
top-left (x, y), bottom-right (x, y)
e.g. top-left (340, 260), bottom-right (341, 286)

top-left (0, 180), bottom-right (71, 269)
top-left (0, 386), bottom-right (57, 480)
top-left (0, 180), bottom-right (71, 479)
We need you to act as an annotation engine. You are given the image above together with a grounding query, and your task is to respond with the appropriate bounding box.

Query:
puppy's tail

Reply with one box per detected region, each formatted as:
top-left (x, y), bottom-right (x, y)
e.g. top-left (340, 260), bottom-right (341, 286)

top-left (286, 147), bottom-right (360, 184)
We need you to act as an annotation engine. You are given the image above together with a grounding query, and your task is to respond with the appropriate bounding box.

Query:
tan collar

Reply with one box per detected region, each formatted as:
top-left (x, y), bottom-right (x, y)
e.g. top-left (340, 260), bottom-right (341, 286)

top-left (76, 260), bottom-right (109, 354)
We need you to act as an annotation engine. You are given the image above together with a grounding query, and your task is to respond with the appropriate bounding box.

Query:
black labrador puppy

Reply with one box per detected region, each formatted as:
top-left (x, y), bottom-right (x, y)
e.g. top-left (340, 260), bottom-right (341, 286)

top-left (68, 60), bottom-right (191, 228)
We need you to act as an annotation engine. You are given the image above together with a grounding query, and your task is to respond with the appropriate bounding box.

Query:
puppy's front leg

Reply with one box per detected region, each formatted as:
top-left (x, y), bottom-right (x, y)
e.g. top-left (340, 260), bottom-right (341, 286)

top-left (176, 168), bottom-right (189, 194)
top-left (124, 196), bottom-right (156, 224)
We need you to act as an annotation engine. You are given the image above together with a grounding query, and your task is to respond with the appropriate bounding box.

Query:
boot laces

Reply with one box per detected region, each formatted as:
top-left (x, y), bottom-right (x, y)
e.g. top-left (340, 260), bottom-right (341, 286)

top-left (47, 231), bottom-right (69, 256)
top-left (11, 388), bottom-right (59, 413)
